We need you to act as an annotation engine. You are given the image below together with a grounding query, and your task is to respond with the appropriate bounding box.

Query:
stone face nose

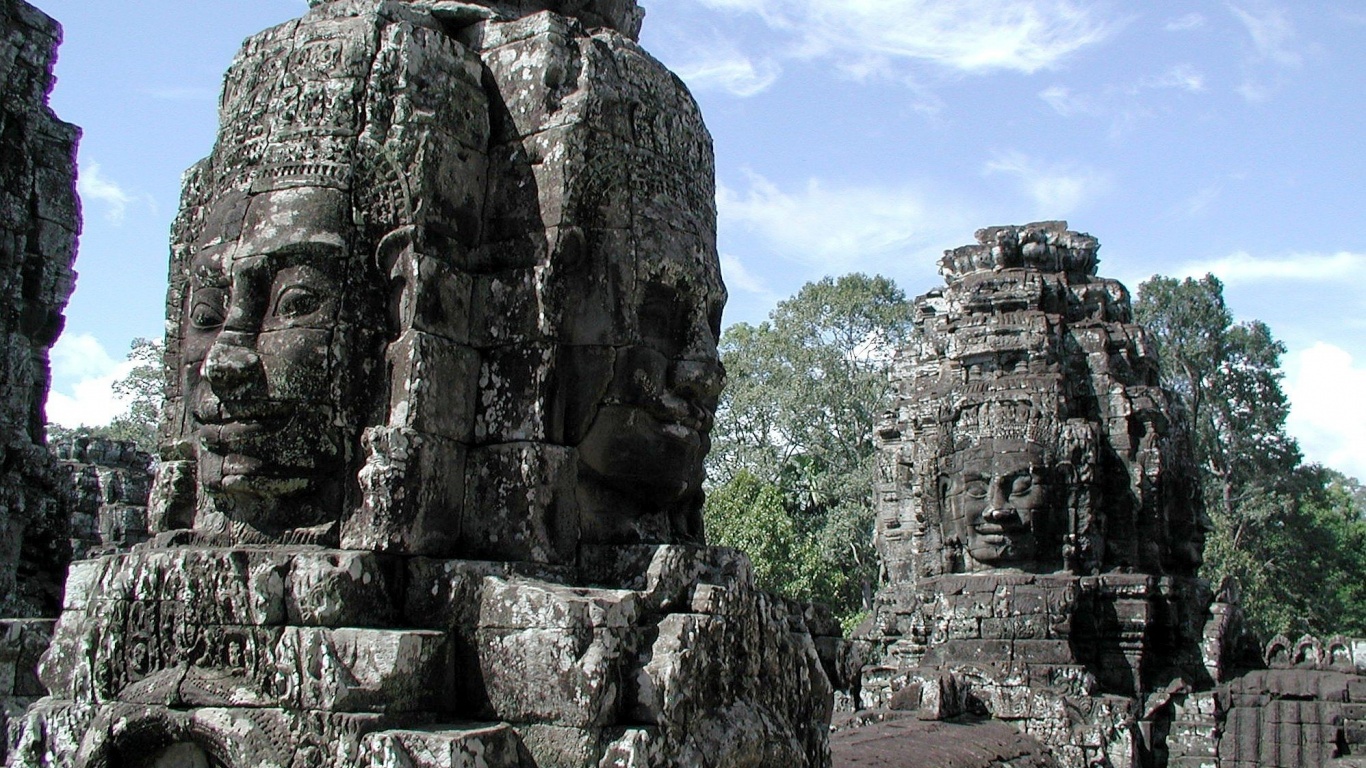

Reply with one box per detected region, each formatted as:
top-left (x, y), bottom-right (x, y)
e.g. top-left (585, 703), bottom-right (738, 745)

top-left (983, 504), bottom-right (1016, 524)
top-left (987, 478), bottom-right (1013, 512)
top-left (203, 336), bottom-right (266, 400)
top-left (670, 359), bottom-right (724, 407)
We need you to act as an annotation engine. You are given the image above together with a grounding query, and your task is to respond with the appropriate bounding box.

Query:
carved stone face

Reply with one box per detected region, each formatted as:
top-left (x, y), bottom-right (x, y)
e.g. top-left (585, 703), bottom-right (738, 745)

top-left (577, 264), bottom-right (725, 510)
top-left (181, 186), bottom-right (373, 534)
top-left (942, 439), bottom-right (1052, 569)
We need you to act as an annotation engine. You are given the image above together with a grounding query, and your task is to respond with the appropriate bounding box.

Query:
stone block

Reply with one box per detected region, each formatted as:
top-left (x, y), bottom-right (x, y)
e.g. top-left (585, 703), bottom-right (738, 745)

top-left (1013, 640), bottom-right (1074, 665)
top-left (358, 723), bottom-right (536, 768)
top-left (470, 269), bottom-right (547, 347)
top-left (462, 443), bottom-right (578, 564)
top-left (479, 20), bottom-right (579, 141)
top-left (385, 330), bottom-right (479, 442)
top-left (516, 723), bottom-right (604, 768)
top-left (274, 627), bottom-right (451, 713)
top-left (286, 550), bottom-right (402, 627)
top-left (631, 612), bottom-right (724, 726)
top-left (479, 578), bottom-right (641, 631)
top-left (351, 429), bottom-right (468, 556)
top-left (477, 579), bottom-right (639, 727)
top-left (473, 344), bottom-right (556, 443)
top-left (599, 727), bottom-right (664, 768)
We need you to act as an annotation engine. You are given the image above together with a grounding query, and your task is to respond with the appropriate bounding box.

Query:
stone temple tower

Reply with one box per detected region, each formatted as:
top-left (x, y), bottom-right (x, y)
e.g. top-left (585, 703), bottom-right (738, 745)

top-left (9, 2), bottom-right (834, 766)
top-left (855, 222), bottom-right (1226, 766)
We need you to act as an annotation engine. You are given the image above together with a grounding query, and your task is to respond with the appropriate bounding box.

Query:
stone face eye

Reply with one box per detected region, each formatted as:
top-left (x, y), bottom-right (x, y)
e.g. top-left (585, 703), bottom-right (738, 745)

top-left (965, 479), bottom-right (989, 499)
top-left (274, 285), bottom-right (322, 319)
top-left (190, 288), bottom-right (227, 330)
top-left (1010, 475), bottom-right (1033, 496)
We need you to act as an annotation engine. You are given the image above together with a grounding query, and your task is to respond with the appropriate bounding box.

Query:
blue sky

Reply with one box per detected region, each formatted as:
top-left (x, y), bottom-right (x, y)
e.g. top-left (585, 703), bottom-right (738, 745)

top-left (36, 0), bottom-right (1366, 479)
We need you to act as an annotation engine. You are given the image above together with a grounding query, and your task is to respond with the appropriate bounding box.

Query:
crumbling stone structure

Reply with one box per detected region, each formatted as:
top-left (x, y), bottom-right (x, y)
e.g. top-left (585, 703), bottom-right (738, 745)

top-left (852, 223), bottom-right (1228, 767)
top-left (9, 2), bottom-right (833, 766)
top-left (0, 0), bottom-right (80, 620)
top-left (1164, 633), bottom-right (1366, 768)
top-left (52, 435), bottom-right (153, 559)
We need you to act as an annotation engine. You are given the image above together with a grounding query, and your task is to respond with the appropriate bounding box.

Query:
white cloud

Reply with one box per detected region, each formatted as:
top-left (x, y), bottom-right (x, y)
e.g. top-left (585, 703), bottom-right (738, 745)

top-left (717, 171), bottom-right (971, 267)
top-left (46, 333), bottom-right (135, 427)
top-left (1229, 1), bottom-right (1303, 101)
top-left (1039, 66), bottom-right (1204, 129)
top-left (719, 253), bottom-right (775, 299)
top-left (983, 152), bottom-right (1110, 216)
top-left (1176, 251), bottom-right (1366, 285)
top-left (673, 48), bottom-right (781, 97)
top-left (1180, 184), bottom-right (1222, 217)
top-left (1230, 2), bottom-right (1301, 68)
top-left (77, 162), bottom-right (136, 223)
top-left (1144, 64), bottom-right (1205, 92)
top-left (1165, 13), bottom-right (1206, 31)
top-left (698, 0), bottom-right (1118, 76)
top-left (1285, 343), bottom-right (1366, 480)
top-left (1039, 85), bottom-right (1094, 116)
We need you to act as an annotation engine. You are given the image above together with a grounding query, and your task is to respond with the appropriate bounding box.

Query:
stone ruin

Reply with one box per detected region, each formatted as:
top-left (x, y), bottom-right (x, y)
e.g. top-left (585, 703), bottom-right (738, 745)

top-left (0, 0), bottom-right (79, 757)
top-left (848, 222), bottom-right (1228, 766)
top-left (836, 223), bottom-right (1366, 768)
top-left (7, 1), bottom-right (834, 766)
top-left (10, 1), bottom-right (1366, 766)
top-left (52, 436), bottom-right (154, 561)
top-left (0, 0), bottom-right (79, 621)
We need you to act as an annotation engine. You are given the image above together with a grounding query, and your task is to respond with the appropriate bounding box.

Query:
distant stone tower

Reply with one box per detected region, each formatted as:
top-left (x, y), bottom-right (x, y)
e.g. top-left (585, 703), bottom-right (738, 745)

top-left (856, 223), bottom-right (1223, 766)
top-left (10, 2), bottom-right (834, 766)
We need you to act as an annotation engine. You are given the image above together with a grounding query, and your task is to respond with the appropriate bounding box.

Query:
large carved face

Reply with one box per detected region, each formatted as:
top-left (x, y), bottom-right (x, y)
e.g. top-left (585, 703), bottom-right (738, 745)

top-left (181, 186), bottom-right (375, 533)
top-left (576, 261), bottom-right (725, 510)
top-left (942, 439), bottom-right (1052, 569)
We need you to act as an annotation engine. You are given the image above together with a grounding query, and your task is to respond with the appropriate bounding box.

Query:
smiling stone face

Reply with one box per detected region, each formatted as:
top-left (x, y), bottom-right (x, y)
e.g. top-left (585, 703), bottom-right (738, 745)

top-left (576, 261), bottom-right (726, 529)
top-left (179, 186), bottom-right (383, 540)
top-left (941, 439), bottom-right (1052, 570)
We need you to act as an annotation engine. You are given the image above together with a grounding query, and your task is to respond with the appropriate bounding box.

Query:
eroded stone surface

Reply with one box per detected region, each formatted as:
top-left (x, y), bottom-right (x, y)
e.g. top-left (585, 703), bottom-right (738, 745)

top-left (9, 2), bottom-right (830, 766)
top-left (0, 0), bottom-right (80, 619)
top-left (851, 224), bottom-right (1227, 768)
top-left (52, 435), bottom-right (154, 559)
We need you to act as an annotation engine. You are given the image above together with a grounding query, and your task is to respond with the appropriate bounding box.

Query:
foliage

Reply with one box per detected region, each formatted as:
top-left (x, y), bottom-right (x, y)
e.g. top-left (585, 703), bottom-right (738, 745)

top-left (46, 337), bottom-right (162, 455)
top-left (1136, 274), bottom-right (1366, 639)
top-left (706, 274), bottom-right (914, 621)
top-left (704, 472), bottom-right (833, 603)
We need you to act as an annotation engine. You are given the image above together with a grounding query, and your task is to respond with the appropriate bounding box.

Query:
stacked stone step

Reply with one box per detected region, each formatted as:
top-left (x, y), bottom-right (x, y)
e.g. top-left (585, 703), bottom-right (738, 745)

top-left (15, 544), bottom-right (830, 767)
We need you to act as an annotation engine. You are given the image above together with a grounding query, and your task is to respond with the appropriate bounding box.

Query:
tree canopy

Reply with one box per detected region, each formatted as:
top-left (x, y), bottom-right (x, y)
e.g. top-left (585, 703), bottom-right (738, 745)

top-left (1136, 274), bottom-right (1366, 639)
top-left (705, 274), bottom-right (914, 623)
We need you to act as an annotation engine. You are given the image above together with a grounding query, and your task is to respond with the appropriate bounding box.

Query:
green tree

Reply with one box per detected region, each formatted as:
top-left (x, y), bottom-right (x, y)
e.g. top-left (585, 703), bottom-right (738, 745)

top-left (1135, 274), bottom-right (1366, 638)
top-left (704, 472), bottom-right (831, 603)
top-left (707, 274), bottom-right (915, 620)
top-left (105, 337), bottom-right (163, 453)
